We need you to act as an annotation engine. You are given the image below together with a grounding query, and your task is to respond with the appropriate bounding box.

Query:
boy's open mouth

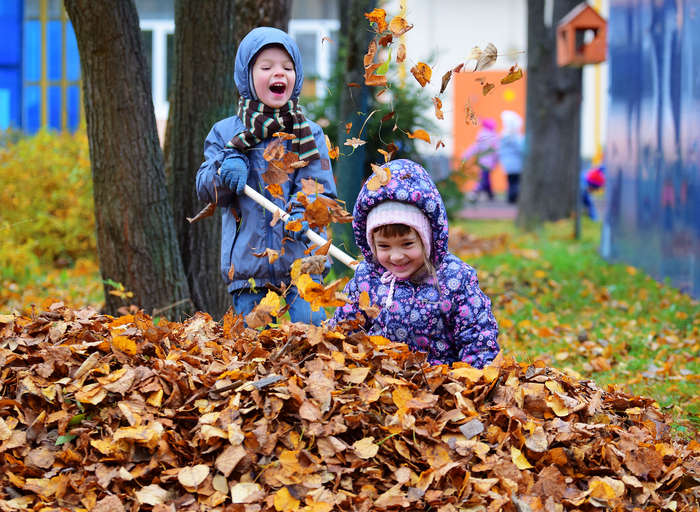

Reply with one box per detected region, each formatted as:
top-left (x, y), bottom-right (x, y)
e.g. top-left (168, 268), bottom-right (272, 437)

top-left (269, 83), bottom-right (286, 95)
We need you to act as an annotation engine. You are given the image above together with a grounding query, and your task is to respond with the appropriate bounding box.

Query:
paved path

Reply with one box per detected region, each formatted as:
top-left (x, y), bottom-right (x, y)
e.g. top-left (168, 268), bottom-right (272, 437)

top-left (458, 197), bottom-right (517, 220)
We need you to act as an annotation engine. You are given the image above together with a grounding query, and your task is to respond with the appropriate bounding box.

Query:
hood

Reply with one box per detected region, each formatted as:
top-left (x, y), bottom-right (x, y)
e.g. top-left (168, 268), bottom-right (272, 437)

top-left (353, 159), bottom-right (449, 268)
top-left (234, 26), bottom-right (304, 100)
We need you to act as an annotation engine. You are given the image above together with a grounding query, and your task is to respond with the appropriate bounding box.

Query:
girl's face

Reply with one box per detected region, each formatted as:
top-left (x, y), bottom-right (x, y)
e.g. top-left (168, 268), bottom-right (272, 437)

top-left (373, 228), bottom-right (425, 279)
top-left (251, 46), bottom-right (295, 108)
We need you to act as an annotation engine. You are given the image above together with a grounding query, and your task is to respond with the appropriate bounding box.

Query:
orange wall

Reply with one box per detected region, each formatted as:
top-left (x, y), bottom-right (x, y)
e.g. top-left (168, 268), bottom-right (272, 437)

top-left (452, 71), bottom-right (527, 193)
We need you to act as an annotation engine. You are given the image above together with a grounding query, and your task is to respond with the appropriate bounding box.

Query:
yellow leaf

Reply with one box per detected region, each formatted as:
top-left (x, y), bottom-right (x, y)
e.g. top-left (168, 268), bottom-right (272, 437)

top-left (369, 335), bottom-right (391, 346)
top-left (388, 15), bottom-right (413, 36)
top-left (450, 365), bottom-right (484, 382)
top-left (111, 334), bottom-right (138, 355)
top-left (353, 437), bottom-right (379, 459)
top-left (74, 382), bottom-right (107, 405)
top-left (274, 487), bottom-right (300, 512)
top-left (511, 446), bottom-right (533, 469)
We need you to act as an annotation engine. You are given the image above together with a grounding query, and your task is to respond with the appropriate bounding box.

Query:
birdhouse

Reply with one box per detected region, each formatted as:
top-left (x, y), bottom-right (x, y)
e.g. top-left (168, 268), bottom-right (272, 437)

top-left (556, 2), bottom-right (607, 67)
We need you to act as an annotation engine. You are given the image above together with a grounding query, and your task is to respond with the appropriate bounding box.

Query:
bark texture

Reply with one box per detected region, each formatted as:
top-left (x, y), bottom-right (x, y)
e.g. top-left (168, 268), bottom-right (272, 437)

top-left (234, 0), bottom-right (292, 46)
top-left (517, 0), bottom-right (583, 229)
top-left (167, 0), bottom-right (237, 320)
top-left (64, 0), bottom-right (191, 319)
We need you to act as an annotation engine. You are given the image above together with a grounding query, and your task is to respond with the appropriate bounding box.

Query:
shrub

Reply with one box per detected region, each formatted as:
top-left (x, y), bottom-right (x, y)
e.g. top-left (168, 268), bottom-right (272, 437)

top-left (0, 129), bottom-right (95, 278)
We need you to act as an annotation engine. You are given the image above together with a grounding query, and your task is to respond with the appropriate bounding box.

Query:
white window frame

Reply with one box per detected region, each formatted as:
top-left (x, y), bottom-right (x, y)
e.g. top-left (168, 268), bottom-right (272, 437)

top-left (288, 19), bottom-right (340, 97)
top-left (139, 19), bottom-right (174, 121)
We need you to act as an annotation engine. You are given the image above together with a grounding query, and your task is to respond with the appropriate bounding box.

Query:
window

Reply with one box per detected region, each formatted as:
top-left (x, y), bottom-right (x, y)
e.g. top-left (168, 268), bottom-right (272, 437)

top-left (22, 0), bottom-right (81, 133)
top-left (289, 19), bottom-right (340, 98)
top-left (139, 19), bottom-right (174, 122)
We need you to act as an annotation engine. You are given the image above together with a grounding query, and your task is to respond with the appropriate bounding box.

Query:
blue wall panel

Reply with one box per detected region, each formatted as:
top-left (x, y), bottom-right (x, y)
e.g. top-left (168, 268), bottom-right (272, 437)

top-left (602, 0), bottom-right (700, 298)
top-left (0, 0), bottom-right (22, 129)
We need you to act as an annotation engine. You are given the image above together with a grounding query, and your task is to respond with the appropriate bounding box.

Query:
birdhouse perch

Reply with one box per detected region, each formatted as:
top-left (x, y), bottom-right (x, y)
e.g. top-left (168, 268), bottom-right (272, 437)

top-left (556, 2), bottom-right (607, 67)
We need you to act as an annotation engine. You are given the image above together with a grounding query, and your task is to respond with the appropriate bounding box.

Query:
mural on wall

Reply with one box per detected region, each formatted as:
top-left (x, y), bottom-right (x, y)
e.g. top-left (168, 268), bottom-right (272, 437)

top-left (602, 0), bottom-right (700, 298)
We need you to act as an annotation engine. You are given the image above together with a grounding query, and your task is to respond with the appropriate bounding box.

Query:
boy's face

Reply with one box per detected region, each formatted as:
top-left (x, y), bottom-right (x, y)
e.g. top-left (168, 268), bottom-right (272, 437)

top-left (373, 229), bottom-right (425, 280)
top-left (252, 47), bottom-right (295, 108)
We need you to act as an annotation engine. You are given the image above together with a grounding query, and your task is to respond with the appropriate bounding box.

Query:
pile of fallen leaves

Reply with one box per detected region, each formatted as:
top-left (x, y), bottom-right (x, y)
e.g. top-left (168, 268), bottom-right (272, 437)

top-left (1, 304), bottom-right (699, 511)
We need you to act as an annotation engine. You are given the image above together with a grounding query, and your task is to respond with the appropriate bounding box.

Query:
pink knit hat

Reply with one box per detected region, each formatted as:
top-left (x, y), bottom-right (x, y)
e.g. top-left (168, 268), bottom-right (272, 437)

top-left (366, 201), bottom-right (432, 258)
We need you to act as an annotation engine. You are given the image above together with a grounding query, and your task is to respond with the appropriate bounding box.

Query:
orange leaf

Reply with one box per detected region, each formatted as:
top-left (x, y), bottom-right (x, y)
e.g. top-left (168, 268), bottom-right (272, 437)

top-left (397, 43), bottom-right (406, 63)
top-left (364, 8), bottom-right (388, 33)
top-left (432, 97), bottom-right (444, 120)
top-left (410, 62), bottom-right (432, 87)
top-left (388, 16), bottom-right (413, 36)
top-left (407, 129), bottom-right (431, 143)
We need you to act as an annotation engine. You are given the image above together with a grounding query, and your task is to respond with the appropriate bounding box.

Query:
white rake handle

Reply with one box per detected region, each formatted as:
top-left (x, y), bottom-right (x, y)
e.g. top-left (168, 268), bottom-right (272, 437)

top-left (243, 185), bottom-right (358, 270)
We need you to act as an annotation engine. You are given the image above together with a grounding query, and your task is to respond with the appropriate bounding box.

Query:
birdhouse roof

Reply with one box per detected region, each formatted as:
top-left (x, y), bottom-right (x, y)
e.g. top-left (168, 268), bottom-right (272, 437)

top-left (558, 2), bottom-right (606, 28)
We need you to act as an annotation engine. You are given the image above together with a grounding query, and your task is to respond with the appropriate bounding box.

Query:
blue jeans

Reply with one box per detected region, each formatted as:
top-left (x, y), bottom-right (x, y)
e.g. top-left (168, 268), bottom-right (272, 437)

top-left (232, 286), bottom-right (326, 326)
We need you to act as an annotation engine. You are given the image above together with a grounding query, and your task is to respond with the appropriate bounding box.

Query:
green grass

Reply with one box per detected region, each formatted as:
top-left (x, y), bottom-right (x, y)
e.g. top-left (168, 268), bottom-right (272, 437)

top-left (454, 217), bottom-right (699, 431)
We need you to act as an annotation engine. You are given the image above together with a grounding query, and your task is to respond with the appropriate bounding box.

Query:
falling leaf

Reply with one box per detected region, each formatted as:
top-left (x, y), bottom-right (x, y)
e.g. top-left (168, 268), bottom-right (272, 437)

top-left (432, 97), bottom-right (444, 120)
top-left (344, 122), bottom-right (352, 134)
top-left (366, 164), bottom-right (392, 191)
top-left (397, 43), bottom-right (406, 63)
top-left (187, 202), bottom-right (217, 224)
top-left (364, 8), bottom-right (388, 33)
top-left (465, 102), bottom-right (478, 125)
top-left (285, 219), bottom-right (303, 233)
top-left (273, 132), bottom-right (296, 140)
top-left (363, 39), bottom-right (377, 67)
top-left (388, 16), bottom-right (413, 36)
top-left (482, 82), bottom-right (495, 95)
top-left (501, 65), bottom-right (523, 84)
top-left (435, 140), bottom-right (445, 150)
top-left (407, 129), bottom-right (431, 143)
top-left (269, 209), bottom-right (281, 227)
top-left (301, 178), bottom-right (325, 196)
top-left (253, 248), bottom-right (281, 264)
top-left (440, 70), bottom-right (453, 95)
top-left (364, 64), bottom-right (388, 87)
top-left (410, 62), bottom-right (432, 87)
top-left (475, 42), bottom-right (498, 71)
top-left (375, 48), bottom-right (392, 75)
top-left (321, 36), bottom-right (333, 45)
top-left (267, 183), bottom-right (284, 198)
top-left (344, 137), bottom-right (366, 149)
top-left (378, 33), bottom-right (393, 47)
top-left (263, 137), bottom-right (286, 162)
top-left (227, 263), bottom-right (235, 280)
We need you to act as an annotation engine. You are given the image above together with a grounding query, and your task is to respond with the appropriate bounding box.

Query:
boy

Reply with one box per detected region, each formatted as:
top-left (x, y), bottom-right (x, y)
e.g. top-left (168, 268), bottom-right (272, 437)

top-left (196, 27), bottom-right (336, 324)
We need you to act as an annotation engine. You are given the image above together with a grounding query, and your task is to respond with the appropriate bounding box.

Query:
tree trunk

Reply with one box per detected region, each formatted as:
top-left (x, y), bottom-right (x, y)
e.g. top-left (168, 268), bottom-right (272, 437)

top-left (233, 0), bottom-right (292, 45)
top-left (517, 0), bottom-right (583, 230)
top-left (64, 0), bottom-right (191, 319)
top-left (167, 0), bottom-right (237, 320)
top-left (332, 0), bottom-right (374, 268)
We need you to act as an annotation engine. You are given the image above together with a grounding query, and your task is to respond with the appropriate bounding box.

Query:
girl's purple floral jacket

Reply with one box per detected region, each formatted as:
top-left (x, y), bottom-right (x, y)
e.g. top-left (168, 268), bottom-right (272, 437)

top-left (332, 159), bottom-right (499, 368)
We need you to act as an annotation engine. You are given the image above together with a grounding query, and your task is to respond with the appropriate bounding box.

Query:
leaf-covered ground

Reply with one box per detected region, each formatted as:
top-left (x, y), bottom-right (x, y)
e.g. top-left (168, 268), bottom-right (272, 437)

top-left (450, 218), bottom-right (700, 432)
top-left (0, 303), bottom-right (698, 510)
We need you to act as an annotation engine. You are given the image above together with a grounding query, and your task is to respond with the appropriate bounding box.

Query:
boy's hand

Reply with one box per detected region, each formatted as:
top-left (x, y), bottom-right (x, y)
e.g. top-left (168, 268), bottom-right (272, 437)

top-left (285, 213), bottom-right (310, 243)
top-left (220, 155), bottom-right (249, 195)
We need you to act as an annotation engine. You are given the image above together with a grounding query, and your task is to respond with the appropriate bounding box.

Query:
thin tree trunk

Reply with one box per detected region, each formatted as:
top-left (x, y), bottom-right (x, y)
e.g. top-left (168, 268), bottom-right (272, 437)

top-left (64, 0), bottom-right (191, 319)
top-left (167, 0), bottom-right (237, 320)
top-left (332, 0), bottom-right (374, 267)
top-left (517, 0), bottom-right (583, 230)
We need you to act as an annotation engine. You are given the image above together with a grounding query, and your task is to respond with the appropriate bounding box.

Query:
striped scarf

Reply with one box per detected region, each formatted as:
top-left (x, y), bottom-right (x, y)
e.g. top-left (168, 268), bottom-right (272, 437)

top-left (227, 97), bottom-right (320, 162)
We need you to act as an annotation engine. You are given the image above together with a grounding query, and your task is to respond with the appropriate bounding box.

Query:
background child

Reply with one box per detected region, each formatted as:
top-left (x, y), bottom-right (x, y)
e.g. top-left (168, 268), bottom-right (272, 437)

top-left (332, 159), bottom-right (499, 368)
top-left (462, 117), bottom-right (499, 202)
top-left (498, 110), bottom-right (525, 204)
top-left (196, 27), bottom-right (336, 324)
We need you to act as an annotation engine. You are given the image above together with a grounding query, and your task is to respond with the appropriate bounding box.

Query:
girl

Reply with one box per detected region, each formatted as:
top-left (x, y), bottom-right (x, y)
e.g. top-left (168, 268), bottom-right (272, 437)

top-left (332, 159), bottom-right (499, 368)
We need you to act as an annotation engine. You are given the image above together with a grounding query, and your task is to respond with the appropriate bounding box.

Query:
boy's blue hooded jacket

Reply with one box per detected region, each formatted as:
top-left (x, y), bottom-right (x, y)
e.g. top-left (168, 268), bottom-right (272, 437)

top-left (332, 159), bottom-right (499, 368)
top-left (196, 27), bottom-right (336, 293)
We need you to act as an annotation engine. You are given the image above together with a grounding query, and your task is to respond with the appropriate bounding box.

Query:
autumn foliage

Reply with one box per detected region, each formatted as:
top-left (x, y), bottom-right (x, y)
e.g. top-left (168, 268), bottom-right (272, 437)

top-left (1, 303), bottom-right (698, 511)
